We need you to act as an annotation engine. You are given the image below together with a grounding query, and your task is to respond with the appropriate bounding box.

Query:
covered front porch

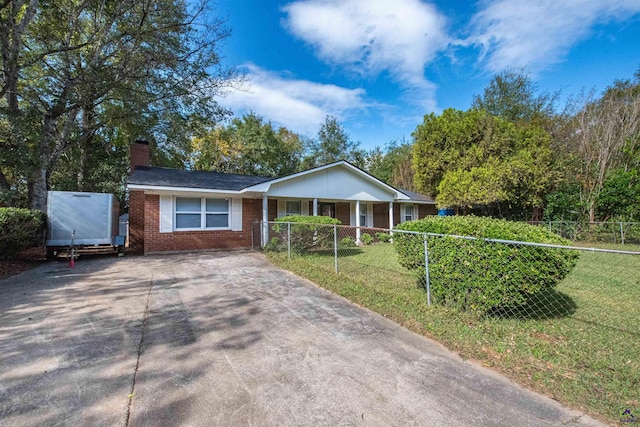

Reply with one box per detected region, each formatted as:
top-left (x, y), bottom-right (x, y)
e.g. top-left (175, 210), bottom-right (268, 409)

top-left (258, 196), bottom-right (437, 246)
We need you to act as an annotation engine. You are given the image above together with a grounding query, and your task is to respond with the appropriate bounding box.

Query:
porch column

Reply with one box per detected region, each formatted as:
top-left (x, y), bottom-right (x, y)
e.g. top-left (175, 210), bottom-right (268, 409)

top-left (262, 195), bottom-right (268, 247)
top-left (313, 198), bottom-right (318, 216)
top-left (389, 202), bottom-right (394, 233)
top-left (355, 200), bottom-right (361, 243)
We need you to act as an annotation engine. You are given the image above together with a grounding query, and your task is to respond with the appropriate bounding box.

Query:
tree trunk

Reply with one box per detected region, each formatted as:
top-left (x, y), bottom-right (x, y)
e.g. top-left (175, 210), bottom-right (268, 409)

top-left (29, 166), bottom-right (48, 211)
top-left (29, 115), bottom-right (56, 212)
top-left (589, 200), bottom-right (596, 224)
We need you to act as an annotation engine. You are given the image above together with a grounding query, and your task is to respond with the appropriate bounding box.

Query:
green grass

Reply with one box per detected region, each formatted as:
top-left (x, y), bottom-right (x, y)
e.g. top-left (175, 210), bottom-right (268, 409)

top-left (265, 242), bottom-right (640, 424)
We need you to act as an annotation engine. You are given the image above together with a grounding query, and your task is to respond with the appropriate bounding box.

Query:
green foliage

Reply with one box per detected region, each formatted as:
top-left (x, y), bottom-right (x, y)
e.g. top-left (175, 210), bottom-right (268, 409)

top-left (393, 216), bottom-right (578, 314)
top-left (302, 116), bottom-right (366, 169)
top-left (0, 0), bottom-right (237, 210)
top-left (471, 68), bottom-right (557, 125)
top-left (340, 236), bottom-right (356, 248)
top-left (366, 140), bottom-right (415, 190)
top-left (0, 208), bottom-right (45, 259)
top-left (274, 215), bottom-right (341, 253)
top-left (191, 113), bottom-right (304, 177)
top-left (263, 237), bottom-right (283, 252)
top-left (412, 109), bottom-right (552, 215)
top-left (375, 232), bottom-right (391, 243)
top-left (596, 168), bottom-right (640, 220)
top-left (361, 233), bottom-right (373, 245)
top-left (543, 183), bottom-right (584, 221)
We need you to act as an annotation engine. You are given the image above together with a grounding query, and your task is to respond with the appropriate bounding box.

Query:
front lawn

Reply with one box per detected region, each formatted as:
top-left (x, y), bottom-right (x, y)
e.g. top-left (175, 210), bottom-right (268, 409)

top-left (265, 242), bottom-right (640, 424)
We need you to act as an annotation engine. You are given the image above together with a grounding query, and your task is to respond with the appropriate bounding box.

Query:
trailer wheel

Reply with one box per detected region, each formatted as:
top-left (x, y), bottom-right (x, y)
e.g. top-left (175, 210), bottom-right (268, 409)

top-left (46, 248), bottom-right (56, 260)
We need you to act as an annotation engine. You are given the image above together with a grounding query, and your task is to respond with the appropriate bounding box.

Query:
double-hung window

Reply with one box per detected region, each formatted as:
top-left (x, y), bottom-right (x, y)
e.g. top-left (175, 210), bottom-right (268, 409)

top-left (401, 204), bottom-right (416, 223)
top-left (285, 200), bottom-right (301, 216)
top-left (359, 204), bottom-right (367, 227)
top-left (175, 197), bottom-right (229, 230)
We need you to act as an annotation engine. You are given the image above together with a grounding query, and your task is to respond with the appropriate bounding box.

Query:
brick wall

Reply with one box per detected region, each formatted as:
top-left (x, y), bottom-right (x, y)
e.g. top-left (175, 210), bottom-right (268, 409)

top-left (142, 195), bottom-right (261, 254)
top-left (419, 204), bottom-right (438, 217)
top-left (128, 190), bottom-right (145, 254)
top-left (336, 202), bottom-right (350, 225)
top-left (373, 203), bottom-right (390, 229)
top-left (130, 140), bottom-right (149, 173)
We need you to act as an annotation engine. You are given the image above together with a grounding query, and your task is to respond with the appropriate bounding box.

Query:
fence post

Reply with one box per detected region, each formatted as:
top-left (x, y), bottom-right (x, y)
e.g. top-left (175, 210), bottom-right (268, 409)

top-left (548, 220), bottom-right (552, 233)
top-left (620, 222), bottom-right (625, 245)
top-left (287, 222), bottom-right (291, 260)
top-left (334, 225), bottom-right (338, 274)
top-left (423, 234), bottom-right (431, 306)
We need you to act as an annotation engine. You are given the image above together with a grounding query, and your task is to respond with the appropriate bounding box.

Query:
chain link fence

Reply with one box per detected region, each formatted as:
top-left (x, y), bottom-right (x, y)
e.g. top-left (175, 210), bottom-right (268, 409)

top-left (530, 220), bottom-right (640, 245)
top-left (253, 220), bottom-right (640, 420)
top-left (253, 221), bottom-right (639, 332)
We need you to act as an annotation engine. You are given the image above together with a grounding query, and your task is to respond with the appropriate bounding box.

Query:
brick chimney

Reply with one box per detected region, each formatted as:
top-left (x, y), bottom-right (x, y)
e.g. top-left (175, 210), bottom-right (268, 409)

top-left (130, 140), bottom-right (150, 175)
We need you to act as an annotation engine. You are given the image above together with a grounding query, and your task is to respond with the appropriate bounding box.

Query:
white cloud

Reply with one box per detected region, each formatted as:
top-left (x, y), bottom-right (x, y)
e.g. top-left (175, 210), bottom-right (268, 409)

top-left (469, 0), bottom-right (640, 72)
top-left (221, 64), bottom-right (369, 135)
top-left (282, 0), bottom-right (450, 110)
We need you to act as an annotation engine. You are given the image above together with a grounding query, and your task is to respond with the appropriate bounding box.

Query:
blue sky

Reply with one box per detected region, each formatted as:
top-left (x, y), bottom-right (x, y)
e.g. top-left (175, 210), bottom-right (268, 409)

top-left (213, 0), bottom-right (640, 150)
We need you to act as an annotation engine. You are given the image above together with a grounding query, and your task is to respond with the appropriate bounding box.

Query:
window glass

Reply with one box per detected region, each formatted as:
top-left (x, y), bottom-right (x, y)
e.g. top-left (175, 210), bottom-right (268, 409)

top-left (206, 214), bottom-right (229, 228)
top-left (403, 205), bottom-right (414, 222)
top-left (175, 197), bottom-right (230, 229)
top-left (176, 197), bottom-right (201, 212)
top-left (206, 198), bottom-right (228, 212)
top-left (286, 200), bottom-right (301, 215)
top-left (359, 204), bottom-right (367, 226)
top-left (175, 213), bottom-right (201, 229)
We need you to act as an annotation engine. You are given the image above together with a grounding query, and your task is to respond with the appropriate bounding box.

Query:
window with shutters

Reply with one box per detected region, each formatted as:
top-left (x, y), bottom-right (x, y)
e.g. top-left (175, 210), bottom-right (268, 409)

top-left (175, 197), bottom-right (229, 230)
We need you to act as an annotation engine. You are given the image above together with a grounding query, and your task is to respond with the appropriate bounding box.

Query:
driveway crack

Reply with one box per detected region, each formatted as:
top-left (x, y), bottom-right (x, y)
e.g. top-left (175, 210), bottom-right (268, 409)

top-left (124, 274), bottom-right (154, 427)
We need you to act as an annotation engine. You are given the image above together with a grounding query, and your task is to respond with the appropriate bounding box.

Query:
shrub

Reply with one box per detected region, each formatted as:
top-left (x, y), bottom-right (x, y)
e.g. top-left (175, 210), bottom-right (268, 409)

top-left (0, 208), bottom-right (46, 259)
top-left (340, 236), bottom-right (356, 248)
top-left (263, 237), bottom-right (282, 252)
top-left (394, 216), bottom-right (579, 314)
top-left (361, 233), bottom-right (373, 245)
top-left (375, 232), bottom-right (391, 243)
top-left (274, 215), bottom-right (341, 253)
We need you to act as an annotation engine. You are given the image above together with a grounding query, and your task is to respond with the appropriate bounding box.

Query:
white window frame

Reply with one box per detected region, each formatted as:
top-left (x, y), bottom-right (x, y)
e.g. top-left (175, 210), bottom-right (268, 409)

top-left (285, 200), bottom-right (301, 216)
top-left (401, 204), bottom-right (417, 223)
top-left (174, 197), bottom-right (230, 230)
top-left (360, 204), bottom-right (367, 227)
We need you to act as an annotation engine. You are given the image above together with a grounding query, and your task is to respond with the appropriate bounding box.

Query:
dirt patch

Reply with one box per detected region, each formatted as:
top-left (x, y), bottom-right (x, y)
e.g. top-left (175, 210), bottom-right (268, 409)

top-left (0, 247), bottom-right (47, 280)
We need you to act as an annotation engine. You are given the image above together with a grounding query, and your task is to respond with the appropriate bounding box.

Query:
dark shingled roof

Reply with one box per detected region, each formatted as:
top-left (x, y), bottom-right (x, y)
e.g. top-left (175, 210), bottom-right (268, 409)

top-left (400, 189), bottom-right (435, 203)
top-left (129, 166), bottom-right (272, 191)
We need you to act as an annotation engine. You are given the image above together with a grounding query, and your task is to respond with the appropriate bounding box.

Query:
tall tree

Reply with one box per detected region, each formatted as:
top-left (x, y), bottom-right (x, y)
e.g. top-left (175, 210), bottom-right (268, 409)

top-left (302, 115), bottom-right (365, 168)
top-left (412, 109), bottom-right (552, 218)
top-left (190, 113), bottom-right (304, 177)
top-left (0, 0), bottom-right (236, 210)
top-left (366, 139), bottom-right (415, 190)
top-left (565, 75), bottom-right (640, 222)
top-left (472, 68), bottom-right (557, 126)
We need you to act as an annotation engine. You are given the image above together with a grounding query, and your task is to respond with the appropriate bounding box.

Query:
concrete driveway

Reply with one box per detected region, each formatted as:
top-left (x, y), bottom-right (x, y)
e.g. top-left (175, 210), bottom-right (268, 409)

top-left (0, 251), bottom-right (601, 426)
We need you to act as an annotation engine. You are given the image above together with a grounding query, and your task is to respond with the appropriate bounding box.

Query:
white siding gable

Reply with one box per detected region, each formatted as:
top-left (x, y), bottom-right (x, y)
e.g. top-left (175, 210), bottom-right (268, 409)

top-left (266, 166), bottom-right (395, 201)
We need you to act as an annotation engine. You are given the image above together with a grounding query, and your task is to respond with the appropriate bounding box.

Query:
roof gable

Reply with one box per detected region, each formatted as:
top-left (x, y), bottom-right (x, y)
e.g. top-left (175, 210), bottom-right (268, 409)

top-left (243, 161), bottom-right (409, 201)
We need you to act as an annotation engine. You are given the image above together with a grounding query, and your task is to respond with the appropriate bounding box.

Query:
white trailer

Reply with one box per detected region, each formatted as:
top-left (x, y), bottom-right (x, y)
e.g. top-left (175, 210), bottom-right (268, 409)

top-left (46, 191), bottom-right (125, 258)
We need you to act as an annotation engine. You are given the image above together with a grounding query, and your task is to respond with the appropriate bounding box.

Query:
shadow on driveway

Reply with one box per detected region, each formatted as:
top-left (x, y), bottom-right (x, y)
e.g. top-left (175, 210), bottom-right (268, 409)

top-left (0, 251), bottom-right (602, 426)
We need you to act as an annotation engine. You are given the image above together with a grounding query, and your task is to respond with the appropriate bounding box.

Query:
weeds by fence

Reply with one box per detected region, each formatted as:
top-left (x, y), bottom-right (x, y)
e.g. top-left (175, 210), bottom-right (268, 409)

top-left (530, 220), bottom-right (640, 245)
top-left (253, 221), bottom-right (640, 423)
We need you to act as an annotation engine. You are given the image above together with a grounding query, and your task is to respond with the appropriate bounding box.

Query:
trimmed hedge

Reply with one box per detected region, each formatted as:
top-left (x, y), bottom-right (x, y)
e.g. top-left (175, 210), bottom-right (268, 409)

top-left (274, 215), bottom-right (341, 253)
top-left (394, 216), bottom-right (579, 314)
top-left (0, 208), bottom-right (46, 259)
